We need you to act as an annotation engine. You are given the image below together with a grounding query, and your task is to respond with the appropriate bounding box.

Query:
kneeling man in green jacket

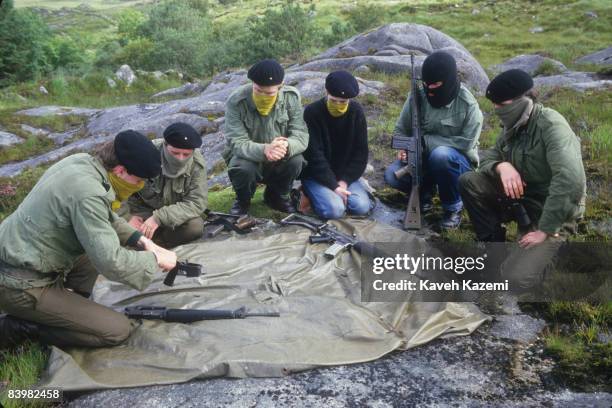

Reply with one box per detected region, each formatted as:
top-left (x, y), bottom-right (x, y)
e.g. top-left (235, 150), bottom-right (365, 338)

top-left (0, 131), bottom-right (177, 349)
top-left (127, 122), bottom-right (208, 248)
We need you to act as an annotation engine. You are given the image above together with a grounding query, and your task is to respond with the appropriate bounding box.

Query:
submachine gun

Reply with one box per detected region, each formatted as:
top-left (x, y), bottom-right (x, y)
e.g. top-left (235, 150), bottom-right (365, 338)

top-left (280, 213), bottom-right (386, 259)
top-left (391, 53), bottom-right (423, 230)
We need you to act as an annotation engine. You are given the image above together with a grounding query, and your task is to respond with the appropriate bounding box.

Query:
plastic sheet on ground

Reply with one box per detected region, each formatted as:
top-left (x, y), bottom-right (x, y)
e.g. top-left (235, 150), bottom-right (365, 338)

top-left (40, 219), bottom-right (489, 391)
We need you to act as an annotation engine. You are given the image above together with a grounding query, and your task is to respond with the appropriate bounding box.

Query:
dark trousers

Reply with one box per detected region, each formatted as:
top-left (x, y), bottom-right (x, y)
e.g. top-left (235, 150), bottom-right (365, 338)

top-left (458, 171), bottom-right (544, 241)
top-left (227, 154), bottom-right (305, 202)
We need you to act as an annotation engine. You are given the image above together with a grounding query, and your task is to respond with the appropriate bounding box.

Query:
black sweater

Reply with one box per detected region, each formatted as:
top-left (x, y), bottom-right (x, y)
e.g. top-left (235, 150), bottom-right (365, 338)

top-left (301, 98), bottom-right (368, 190)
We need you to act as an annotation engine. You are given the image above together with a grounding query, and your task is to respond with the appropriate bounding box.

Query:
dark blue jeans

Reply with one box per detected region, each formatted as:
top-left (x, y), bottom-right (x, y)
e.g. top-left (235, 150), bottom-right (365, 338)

top-left (384, 146), bottom-right (471, 212)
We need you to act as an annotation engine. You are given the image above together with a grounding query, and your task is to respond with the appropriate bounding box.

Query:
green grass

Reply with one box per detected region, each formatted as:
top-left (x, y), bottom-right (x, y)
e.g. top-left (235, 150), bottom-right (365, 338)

top-left (0, 343), bottom-right (50, 408)
top-left (0, 167), bottom-right (47, 222)
top-left (208, 185), bottom-right (287, 222)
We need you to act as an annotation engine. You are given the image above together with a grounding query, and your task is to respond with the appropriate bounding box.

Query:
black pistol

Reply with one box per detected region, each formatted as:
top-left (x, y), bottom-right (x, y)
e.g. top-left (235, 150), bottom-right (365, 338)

top-left (163, 261), bottom-right (203, 287)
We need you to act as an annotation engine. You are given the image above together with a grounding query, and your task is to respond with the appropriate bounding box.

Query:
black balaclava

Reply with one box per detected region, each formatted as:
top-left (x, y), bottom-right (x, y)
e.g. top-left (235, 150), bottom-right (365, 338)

top-left (421, 51), bottom-right (460, 108)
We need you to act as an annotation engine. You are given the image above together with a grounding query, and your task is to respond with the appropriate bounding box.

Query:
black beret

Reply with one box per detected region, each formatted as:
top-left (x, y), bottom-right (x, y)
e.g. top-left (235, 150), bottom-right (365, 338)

top-left (163, 122), bottom-right (202, 149)
top-left (486, 69), bottom-right (534, 104)
top-left (325, 70), bottom-right (359, 98)
top-left (114, 130), bottom-right (161, 179)
top-left (247, 59), bottom-right (284, 86)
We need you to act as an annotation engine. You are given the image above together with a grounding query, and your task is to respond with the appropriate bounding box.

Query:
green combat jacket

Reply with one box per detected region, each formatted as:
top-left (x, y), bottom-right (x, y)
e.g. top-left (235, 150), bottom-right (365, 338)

top-left (128, 139), bottom-right (208, 228)
top-left (479, 103), bottom-right (587, 234)
top-left (222, 84), bottom-right (309, 163)
top-left (0, 154), bottom-right (158, 291)
top-left (394, 84), bottom-right (483, 167)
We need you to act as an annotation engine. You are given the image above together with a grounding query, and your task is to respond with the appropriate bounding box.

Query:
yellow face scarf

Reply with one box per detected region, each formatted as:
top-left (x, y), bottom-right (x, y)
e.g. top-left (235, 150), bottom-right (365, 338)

top-left (326, 98), bottom-right (349, 117)
top-left (252, 91), bottom-right (278, 116)
top-left (108, 172), bottom-right (144, 211)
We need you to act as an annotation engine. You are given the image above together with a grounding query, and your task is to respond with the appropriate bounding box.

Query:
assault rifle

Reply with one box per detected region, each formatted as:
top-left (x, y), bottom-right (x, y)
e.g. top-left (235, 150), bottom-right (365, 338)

top-left (204, 209), bottom-right (257, 238)
top-left (391, 54), bottom-right (423, 230)
top-left (163, 261), bottom-right (203, 287)
top-left (124, 305), bottom-right (280, 323)
top-left (280, 213), bottom-right (385, 259)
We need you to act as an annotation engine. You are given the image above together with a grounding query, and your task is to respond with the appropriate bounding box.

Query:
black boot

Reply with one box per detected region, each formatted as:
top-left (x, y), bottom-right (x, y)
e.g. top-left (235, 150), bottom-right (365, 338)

top-left (230, 199), bottom-right (251, 216)
top-left (264, 188), bottom-right (296, 213)
top-left (0, 314), bottom-right (39, 350)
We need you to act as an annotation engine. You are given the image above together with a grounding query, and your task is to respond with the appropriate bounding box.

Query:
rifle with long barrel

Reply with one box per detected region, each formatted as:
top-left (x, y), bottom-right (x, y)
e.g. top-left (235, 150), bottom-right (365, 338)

top-left (391, 54), bottom-right (423, 230)
top-left (280, 213), bottom-right (387, 259)
top-left (124, 306), bottom-right (280, 323)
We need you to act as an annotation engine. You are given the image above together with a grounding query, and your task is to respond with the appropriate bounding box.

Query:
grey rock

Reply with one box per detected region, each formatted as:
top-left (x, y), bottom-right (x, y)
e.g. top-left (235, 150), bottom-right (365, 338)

top-left (299, 23), bottom-right (489, 94)
top-left (584, 11), bottom-right (598, 19)
top-left (16, 106), bottom-right (99, 118)
top-left (0, 130), bottom-right (24, 147)
top-left (198, 130), bottom-right (225, 175)
top-left (534, 71), bottom-right (612, 91)
top-left (0, 134), bottom-right (113, 177)
top-left (106, 77), bottom-right (117, 88)
top-left (490, 54), bottom-right (567, 76)
top-left (151, 82), bottom-right (208, 99)
top-left (39, 85), bottom-right (49, 95)
top-left (115, 64), bottom-right (136, 86)
top-left (67, 332), bottom-right (612, 408)
top-left (47, 128), bottom-right (79, 145)
top-left (490, 315), bottom-right (546, 344)
top-left (374, 49), bottom-right (400, 57)
top-left (20, 124), bottom-right (49, 137)
top-left (530, 26), bottom-right (544, 34)
top-left (364, 163), bottom-right (375, 176)
top-left (575, 46), bottom-right (612, 66)
top-left (472, 8), bottom-right (480, 15)
top-left (354, 65), bottom-right (371, 75)
top-left (208, 172), bottom-right (230, 189)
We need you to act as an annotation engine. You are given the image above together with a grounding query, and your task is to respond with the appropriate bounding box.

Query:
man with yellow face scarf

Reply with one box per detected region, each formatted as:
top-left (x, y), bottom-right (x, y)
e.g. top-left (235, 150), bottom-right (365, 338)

top-left (223, 59), bottom-right (309, 215)
top-left (300, 70), bottom-right (373, 219)
top-left (126, 123), bottom-right (208, 248)
top-left (0, 130), bottom-right (178, 349)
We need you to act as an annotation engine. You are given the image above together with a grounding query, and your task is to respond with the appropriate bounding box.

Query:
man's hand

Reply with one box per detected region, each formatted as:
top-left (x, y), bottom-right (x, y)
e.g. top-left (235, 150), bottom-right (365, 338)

top-left (138, 236), bottom-right (177, 271)
top-left (264, 137), bottom-right (288, 162)
top-left (139, 216), bottom-right (160, 239)
top-left (496, 162), bottom-right (526, 199)
top-left (128, 215), bottom-right (144, 229)
top-left (397, 150), bottom-right (407, 162)
top-left (519, 230), bottom-right (549, 249)
top-left (334, 183), bottom-right (351, 205)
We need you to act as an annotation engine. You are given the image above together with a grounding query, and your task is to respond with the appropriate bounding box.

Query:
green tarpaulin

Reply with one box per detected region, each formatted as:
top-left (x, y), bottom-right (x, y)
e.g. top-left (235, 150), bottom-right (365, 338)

top-left (40, 219), bottom-right (489, 391)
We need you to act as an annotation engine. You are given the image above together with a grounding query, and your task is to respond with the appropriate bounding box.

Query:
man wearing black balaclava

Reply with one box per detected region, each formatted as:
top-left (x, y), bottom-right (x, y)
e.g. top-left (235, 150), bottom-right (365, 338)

top-left (385, 51), bottom-right (483, 229)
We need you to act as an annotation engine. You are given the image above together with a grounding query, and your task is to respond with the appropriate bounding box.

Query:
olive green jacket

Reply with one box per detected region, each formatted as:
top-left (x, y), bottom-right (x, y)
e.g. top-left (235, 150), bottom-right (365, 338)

top-left (127, 139), bottom-right (208, 227)
top-left (395, 84), bottom-right (483, 166)
top-left (222, 84), bottom-right (309, 163)
top-left (479, 103), bottom-right (587, 234)
top-left (0, 154), bottom-right (158, 291)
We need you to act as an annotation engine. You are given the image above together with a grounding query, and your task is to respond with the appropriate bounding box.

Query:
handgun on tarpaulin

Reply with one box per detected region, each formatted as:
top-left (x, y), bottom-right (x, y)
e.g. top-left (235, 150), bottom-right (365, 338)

top-left (203, 210), bottom-right (257, 238)
top-left (163, 261), bottom-right (203, 287)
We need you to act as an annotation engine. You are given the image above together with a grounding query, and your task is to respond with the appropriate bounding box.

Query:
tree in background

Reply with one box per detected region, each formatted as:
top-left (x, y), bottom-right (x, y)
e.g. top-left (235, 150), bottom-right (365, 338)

top-left (0, 0), bottom-right (52, 86)
top-left (241, 0), bottom-right (316, 64)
